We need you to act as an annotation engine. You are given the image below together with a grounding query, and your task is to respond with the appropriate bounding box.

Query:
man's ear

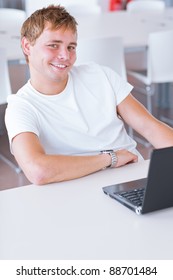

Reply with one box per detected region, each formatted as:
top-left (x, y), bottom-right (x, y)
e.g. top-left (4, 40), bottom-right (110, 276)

top-left (21, 37), bottom-right (31, 56)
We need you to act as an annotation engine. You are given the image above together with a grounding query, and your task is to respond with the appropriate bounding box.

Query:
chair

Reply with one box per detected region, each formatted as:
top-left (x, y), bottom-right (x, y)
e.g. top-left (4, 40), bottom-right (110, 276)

top-left (0, 48), bottom-right (11, 105)
top-left (25, 0), bottom-right (101, 17)
top-left (76, 36), bottom-right (127, 80)
top-left (125, 0), bottom-right (166, 72)
top-left (0, 48), bottom-right (21, 173)
top-left (126, 0), bottom-right (165, 13)
top-left (128, 29), bottom-right (173, 124)
top-left (75, 36), bottom-right (134, 137)
top-left (0, 8), bottom-right (25, 34)
top-left (0, 8), bottom-right (26, 61)
top-left (65, 4), bottom-right (101, 17)
top-left (126, 1), bottom-right (168, 145)
top-left (25, 0), bottom-right (59, 16)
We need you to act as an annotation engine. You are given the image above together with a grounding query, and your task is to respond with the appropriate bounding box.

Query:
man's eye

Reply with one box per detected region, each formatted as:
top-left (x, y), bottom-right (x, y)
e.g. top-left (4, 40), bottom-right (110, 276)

top-left (68, 46), bottom-right (76, 51)
top-left (49, 44), bottom-right (58, 48)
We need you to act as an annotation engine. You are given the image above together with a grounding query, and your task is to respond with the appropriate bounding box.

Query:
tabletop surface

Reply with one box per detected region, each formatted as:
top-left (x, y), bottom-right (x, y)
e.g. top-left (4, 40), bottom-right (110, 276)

top-left (77, 8), bottom-right (173, 47)
top-left (1, 159), bottom-right (173, 260)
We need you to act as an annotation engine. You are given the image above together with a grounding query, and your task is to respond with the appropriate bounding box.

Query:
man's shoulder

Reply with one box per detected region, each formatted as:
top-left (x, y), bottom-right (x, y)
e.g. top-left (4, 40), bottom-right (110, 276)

top-left (12, 81), bottom-right (30, 96)
top-left (7, 81), bottom-right (33, 105)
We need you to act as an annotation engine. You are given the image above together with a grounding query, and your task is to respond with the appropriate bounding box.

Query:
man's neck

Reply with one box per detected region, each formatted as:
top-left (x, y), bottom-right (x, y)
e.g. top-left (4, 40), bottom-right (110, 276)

top-left (30, 75), bottom-right (69, 95)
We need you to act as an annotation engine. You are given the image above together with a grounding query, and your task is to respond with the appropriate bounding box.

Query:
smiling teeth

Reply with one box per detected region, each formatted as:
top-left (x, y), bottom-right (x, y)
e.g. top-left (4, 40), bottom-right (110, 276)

top-left (54, 64), bottom-right (66, 68)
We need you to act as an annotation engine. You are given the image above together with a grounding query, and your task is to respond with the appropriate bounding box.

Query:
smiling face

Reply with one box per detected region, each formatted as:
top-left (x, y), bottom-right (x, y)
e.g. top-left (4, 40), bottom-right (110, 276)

top-left (22, 23), bottom-right (77, 95)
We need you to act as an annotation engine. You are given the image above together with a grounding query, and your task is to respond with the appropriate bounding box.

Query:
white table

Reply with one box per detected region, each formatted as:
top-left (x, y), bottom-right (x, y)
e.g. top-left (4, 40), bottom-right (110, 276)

top-left (1, 8), bottom-right (173, 61)
top-left (77, 8), bottom-right (173, 48)
top-left (1, 159), bottom-right (173, 260)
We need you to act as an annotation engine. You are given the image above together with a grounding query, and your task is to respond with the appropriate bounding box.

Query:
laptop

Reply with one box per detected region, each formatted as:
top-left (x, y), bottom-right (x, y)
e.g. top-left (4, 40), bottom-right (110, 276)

top-left (102, 146), bottom-right (173, 215)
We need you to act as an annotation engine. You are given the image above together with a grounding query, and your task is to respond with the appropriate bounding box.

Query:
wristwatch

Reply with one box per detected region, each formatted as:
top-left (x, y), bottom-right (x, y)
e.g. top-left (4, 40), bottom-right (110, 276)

top-left (100, 150), bottom-right (118, 168)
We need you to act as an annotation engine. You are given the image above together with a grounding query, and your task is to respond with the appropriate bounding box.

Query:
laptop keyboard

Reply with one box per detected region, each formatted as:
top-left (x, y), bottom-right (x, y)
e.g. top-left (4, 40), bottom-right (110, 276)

top-left (116, 188), bottom-right (145, 207)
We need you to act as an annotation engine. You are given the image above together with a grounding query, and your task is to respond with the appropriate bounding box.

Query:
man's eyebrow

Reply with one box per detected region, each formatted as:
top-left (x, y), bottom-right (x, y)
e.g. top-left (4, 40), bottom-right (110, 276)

top-left (48, 40), bottom-right (77, 46)
top-left (70, 42), bottom-right (77, 46)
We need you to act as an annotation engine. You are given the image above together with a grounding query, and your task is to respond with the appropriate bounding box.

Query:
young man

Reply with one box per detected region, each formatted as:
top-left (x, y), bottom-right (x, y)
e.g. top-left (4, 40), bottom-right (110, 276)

top-left (5, 5), bottom-right (173, 185)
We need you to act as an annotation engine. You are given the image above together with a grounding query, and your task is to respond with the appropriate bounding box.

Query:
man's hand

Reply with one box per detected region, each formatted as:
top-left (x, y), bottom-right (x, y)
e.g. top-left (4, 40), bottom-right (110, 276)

top-left (115, 149), bottom-right (138, 167)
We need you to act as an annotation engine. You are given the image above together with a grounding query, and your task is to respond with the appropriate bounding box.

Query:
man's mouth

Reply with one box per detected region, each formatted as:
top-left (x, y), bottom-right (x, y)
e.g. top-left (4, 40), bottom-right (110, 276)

top-left (51, 63), bottom-right (67, 69)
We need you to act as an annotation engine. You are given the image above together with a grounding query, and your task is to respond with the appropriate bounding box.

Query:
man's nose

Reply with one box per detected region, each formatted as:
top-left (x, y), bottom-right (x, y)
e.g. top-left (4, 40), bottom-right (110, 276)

top-left (57, 47), bottom-right (69, 60)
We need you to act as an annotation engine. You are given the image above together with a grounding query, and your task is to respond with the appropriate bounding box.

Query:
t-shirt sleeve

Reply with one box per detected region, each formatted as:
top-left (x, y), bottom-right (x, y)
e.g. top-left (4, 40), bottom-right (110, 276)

top-left (101, 65), bottom-right (133, 105)
top-left (5, 95), bottom-right (40, 150)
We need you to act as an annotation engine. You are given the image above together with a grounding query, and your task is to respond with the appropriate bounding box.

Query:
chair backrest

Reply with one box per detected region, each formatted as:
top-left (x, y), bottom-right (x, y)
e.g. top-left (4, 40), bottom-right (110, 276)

top-left (147, 30), bottom-right (173, 83)
top-left (126, 0), bottom-right (165, 13)
top-left (0, 8), bottom-right (26, 60)
top-left (0, 48), bottom-right (12, 105)
top-left (65, 4), bottom-right (101, 17)
top-left (25, 0), bottom-right (58, 17)
top-left (76, 37), bottom-right (127, 80)
top-left (0, 8), bottom-right (26, 36)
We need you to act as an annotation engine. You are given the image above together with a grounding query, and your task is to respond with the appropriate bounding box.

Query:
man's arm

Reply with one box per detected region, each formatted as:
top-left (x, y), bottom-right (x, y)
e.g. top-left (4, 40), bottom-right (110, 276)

top-left (118, 93), bottom-right (173, 148)
top-left (12, 132), bottom-right (138, 185)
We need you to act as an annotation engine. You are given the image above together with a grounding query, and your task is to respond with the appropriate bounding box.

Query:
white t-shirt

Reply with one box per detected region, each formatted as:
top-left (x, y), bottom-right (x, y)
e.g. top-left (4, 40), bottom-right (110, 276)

top-left (5, 63), bottom-right (142, 158)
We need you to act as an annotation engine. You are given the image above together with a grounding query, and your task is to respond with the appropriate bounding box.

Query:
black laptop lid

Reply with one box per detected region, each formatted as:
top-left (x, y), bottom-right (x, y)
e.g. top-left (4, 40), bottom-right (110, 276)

top-left (142, 146), bottom-right (173, 213)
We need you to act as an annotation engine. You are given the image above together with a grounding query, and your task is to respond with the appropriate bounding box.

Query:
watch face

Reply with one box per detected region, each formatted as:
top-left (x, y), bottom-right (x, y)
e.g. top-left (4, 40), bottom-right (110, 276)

top-left (101, 150), bottom-right (114, 153)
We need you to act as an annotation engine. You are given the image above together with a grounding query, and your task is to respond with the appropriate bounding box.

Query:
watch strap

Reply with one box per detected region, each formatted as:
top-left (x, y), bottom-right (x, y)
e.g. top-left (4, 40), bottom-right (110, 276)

top-left (100, 150), bottom-right (118, 168)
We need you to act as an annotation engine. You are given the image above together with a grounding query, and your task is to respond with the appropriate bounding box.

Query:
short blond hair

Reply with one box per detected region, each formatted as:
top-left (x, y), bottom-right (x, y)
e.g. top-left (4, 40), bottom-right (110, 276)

top-left (21, 5), bottom-right (78, 44)
top-left (21, 5), bottom-right (78, 62)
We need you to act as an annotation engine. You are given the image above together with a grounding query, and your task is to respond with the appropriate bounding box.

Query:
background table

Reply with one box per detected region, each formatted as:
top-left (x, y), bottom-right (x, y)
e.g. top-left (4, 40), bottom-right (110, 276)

top-left (77, 8), bottom-right (173, 48)
top-left (1, 8), bottom-right (173, 61)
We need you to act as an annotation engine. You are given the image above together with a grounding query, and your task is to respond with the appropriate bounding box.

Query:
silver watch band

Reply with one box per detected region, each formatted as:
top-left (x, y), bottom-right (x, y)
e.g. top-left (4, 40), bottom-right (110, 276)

top-left (100, 150), bottom-right (118, 168)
